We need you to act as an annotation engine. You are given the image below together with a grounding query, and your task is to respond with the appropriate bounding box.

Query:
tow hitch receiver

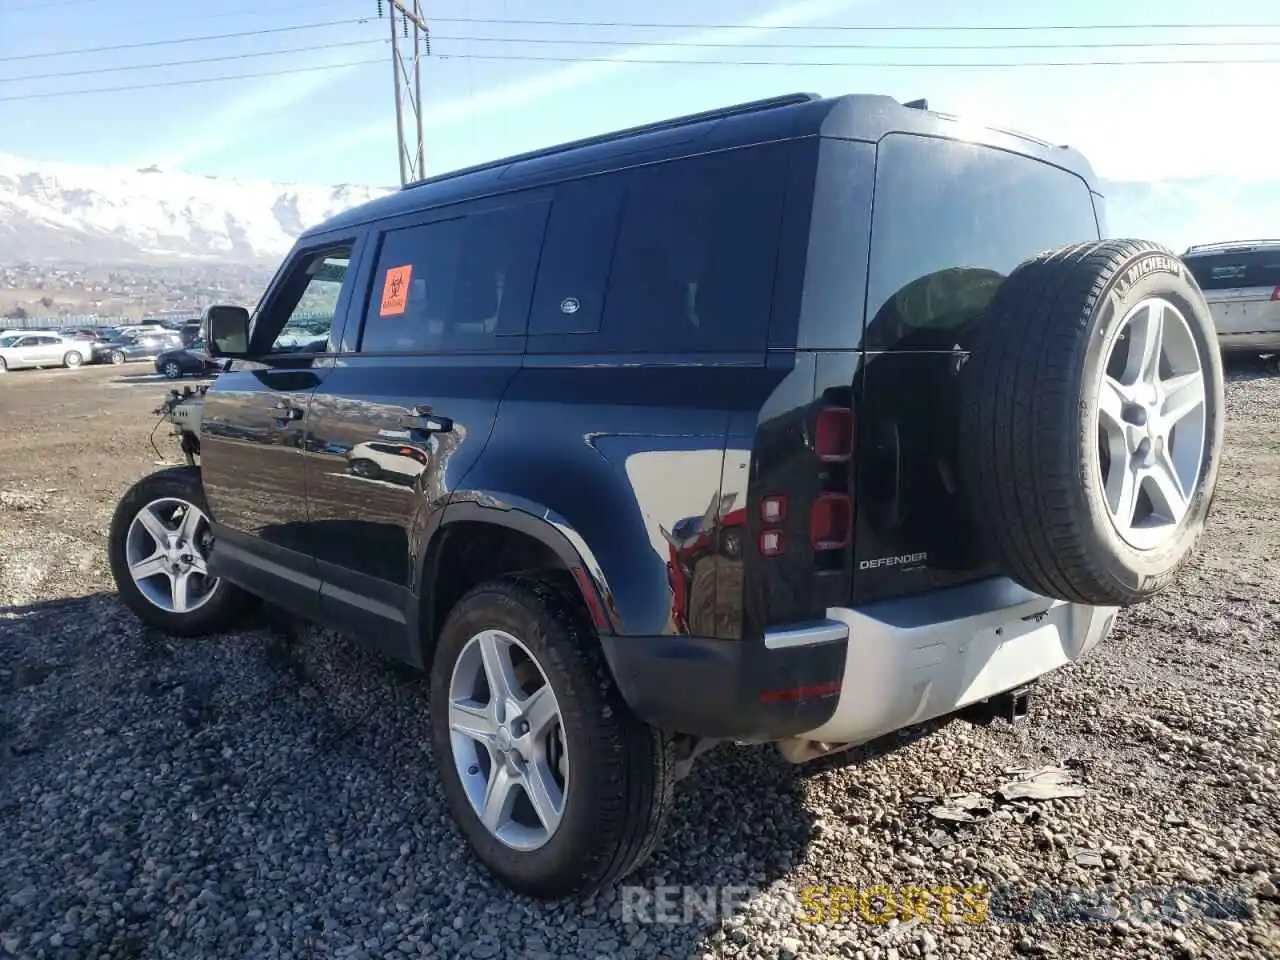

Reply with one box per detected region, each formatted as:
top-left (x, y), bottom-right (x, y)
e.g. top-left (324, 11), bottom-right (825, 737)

top-left (961, 685), bottom-right (1033, 726)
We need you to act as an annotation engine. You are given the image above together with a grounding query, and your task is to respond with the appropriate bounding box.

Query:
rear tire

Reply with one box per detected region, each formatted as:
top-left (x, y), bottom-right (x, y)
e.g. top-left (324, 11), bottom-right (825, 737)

top-left (162, 360), bottom-right (182, 379)
top-left (109, 350), bottom-right (125, 365)
top-left (958, 240), bottom-right (1225, 607)
top-left (108, 466), bottom-right (257, 637)
top-left (430, 573), bottom-right (676, 899)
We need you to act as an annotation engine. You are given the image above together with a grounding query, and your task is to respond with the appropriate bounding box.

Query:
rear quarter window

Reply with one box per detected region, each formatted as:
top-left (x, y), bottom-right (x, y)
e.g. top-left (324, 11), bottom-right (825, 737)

top-left (865, 134), bottom-right (1101, 350)
top-left (530, 143), bottom-right (790, 355)
top-left (1183, 249), bottom-right (1280, 291)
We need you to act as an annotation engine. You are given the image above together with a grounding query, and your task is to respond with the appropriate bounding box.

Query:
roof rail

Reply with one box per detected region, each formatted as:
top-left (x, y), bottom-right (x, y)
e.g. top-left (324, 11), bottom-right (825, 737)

top-left (928, 109), bottom-right (1061, 150)
top-left (401, 92), bottom-right (822, 192)
top-left (1184, 239), bottom-right (1280, 254)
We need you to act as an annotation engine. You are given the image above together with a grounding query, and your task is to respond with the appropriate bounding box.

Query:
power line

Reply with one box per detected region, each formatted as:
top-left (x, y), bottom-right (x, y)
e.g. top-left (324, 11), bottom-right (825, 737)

top-left (435, 52), bottom-right (1280, 68)
top-left (3, 51), bottom-right (1280, 104)
top-left (0, 17), bottom-right (377, 63)
top-left (0, 59), bottom-right (386, 103)
top-left (10, 14), bottom-right (1280, 64)
top-left (8, 32), bottom-right (1280, 87)
top-left (1, 39), bottom-right (387, 84)
top-left (428, 16), bottom-right (1280, 33)
top-left (5, 0), bottom-right (356, 22)
top-left (426, 35), bottom-right (1280, 51)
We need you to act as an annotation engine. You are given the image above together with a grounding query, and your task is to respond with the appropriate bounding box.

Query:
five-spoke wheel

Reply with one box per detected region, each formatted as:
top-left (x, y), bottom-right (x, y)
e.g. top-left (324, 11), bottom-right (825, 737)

top-left (108, 466), bottom-right (256, 636)
top-left (430, 574), bottom-right (675, 899)
top-left (448, 629), bottom-right (567, 851)
top-left (124, 496), bottom-right (219, 614)
top-left (1098, 297), bottom-right (1208, 550)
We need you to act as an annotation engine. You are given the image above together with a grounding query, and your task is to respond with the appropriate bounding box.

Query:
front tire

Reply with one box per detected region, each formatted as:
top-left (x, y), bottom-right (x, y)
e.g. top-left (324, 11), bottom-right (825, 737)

top-left (63, 350), bottom-right (83, 368)
top-left (162, 360), bottom-right (183, 379)
top-left (430, 574), bottom-right (675, 899)
top-left (108, 466), bottom-right (256, 637)
top-left (109, 350), bottom-right (125, 365)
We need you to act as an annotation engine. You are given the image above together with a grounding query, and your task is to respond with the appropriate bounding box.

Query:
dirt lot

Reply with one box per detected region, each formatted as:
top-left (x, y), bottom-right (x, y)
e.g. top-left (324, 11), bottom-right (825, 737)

top-left (1, 360), bottom-right (1278, 960)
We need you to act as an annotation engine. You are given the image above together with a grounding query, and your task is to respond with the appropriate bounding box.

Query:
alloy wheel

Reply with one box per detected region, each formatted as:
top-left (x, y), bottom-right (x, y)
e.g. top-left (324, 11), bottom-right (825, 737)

top-left (447, 629), bottom-right (568, 851)
top-left (124, 497), bottom-right (220, 613)
top-left (1097, 297), bottom-right (1208, 550)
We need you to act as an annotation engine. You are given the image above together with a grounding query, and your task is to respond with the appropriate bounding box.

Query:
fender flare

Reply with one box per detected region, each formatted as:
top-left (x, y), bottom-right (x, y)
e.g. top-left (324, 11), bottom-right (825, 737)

top-left (421, 495), bottom-right (621, 635)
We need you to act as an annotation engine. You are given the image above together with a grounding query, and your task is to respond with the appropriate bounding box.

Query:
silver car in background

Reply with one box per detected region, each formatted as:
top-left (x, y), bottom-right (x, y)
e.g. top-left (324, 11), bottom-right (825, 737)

top-left (0, 332), bottom-right (96, 372)
top-left (1182, 239), bottom-right (1280, 358)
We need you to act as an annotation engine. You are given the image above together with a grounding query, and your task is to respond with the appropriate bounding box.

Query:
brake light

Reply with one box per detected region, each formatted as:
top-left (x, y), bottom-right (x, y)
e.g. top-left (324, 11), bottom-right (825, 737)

top-left (1271, 286), bottom-right (1280, 301)
top-left (814, 407), bottom-right (854, 462)
top-left (760, 495), bottom-right (787, 524)
top-left (810, 493), bottom-right (852, 550)
top-left (759, 529), bottom-right (785, 557)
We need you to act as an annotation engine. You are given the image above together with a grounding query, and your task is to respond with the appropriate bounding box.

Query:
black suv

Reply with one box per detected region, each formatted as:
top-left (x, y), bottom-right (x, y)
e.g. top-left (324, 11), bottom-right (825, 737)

top-left (109, 92), bottom-right (1225, 898)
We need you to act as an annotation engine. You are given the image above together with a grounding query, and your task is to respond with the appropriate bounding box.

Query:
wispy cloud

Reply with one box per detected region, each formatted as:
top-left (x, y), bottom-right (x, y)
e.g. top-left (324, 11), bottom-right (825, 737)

top-left (311, 0), bottom-right (870, 158)
top-left (148, 48), bottom-right (371, 170)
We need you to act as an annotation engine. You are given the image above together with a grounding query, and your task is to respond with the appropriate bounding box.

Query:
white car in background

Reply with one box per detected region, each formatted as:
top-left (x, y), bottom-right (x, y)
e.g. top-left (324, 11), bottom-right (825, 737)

top-left (0, 332), bottom-right (96, 372)
top-left (1182, 239), bottom-right (1280, 358)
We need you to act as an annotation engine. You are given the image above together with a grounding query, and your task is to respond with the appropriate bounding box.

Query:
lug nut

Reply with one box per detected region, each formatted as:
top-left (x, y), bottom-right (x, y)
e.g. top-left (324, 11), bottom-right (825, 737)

top-left (1123, 403), bottom-right (1148, 427)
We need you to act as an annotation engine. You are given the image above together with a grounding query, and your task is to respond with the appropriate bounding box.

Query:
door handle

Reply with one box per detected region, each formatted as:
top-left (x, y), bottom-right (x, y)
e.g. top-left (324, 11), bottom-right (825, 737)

top-left (399, 408), bottom-right (453, 433)
top-left (274, 400), bottom-right (304, 421)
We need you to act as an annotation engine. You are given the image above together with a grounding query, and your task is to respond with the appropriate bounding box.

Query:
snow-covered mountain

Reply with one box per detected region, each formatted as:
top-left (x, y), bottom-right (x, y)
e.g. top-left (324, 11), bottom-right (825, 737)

top-left (0, 154), bottom-right (394, 264)
top-left (0, 152), bottom-right (1272, 266)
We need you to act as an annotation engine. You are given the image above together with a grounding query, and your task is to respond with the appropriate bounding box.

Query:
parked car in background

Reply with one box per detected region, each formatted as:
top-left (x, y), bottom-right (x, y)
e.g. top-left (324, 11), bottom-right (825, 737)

top-left (0, 331), bottom-right (95, 372)
top-left (1182, 239), bottom-right (1280, 359)
top-left (92, 330), bottom-right (184, 365)
top-left (154, 336), bottom-right (220, 379)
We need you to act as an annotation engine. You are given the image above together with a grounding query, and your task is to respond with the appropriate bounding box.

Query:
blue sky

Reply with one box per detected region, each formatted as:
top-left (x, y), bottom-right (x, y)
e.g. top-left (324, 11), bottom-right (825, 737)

top-left (0, 0), bottom-right (1277, 187)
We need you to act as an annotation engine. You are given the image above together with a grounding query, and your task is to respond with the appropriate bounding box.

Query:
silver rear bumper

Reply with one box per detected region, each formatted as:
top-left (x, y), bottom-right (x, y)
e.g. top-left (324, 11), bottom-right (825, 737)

top-left (789, 577), bottom-right (1117, 746)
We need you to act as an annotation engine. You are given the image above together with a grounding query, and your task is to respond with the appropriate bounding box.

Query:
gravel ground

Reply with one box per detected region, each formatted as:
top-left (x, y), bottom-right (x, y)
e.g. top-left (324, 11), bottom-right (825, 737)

top-left (1, 361), bottom-right (1278, 960)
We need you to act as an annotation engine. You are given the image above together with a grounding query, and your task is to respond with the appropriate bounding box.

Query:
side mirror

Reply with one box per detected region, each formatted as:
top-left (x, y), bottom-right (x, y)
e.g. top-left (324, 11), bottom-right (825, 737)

top-left (205, 305), bottom-right (251, 358)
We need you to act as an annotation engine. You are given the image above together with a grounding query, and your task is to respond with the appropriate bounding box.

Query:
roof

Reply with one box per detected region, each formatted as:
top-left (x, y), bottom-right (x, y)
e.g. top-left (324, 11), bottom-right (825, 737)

top-left (1183, 239), bottom-right (1280, 256)
top-left (305, 91), bottom-right (1100, 239)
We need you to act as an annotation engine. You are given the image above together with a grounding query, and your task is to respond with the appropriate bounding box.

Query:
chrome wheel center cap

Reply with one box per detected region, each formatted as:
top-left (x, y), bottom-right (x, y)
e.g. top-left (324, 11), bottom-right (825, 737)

top-left (495, 726), bottom-right (513, 753)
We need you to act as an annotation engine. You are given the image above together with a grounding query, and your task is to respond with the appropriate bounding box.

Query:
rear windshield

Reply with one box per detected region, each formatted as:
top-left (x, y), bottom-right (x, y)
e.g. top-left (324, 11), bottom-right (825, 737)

top-left (865, 134), bottom-right (1100, 350)
top-left (1183, 248), bottom-right (1280, 291)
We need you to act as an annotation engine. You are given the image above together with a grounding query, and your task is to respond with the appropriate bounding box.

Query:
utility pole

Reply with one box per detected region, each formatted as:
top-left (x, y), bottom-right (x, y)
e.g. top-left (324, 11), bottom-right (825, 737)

top-left (377, 0), bottom-right (429, 185)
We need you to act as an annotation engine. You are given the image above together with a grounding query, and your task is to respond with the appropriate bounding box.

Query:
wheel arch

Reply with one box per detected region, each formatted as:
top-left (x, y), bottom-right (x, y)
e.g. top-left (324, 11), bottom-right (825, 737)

top-left (417, 498), bottom-right (619, 663)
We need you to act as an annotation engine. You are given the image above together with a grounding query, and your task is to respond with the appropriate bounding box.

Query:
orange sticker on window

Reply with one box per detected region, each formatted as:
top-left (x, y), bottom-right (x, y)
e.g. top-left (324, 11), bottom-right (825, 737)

top-left (379, 264), bottom-right (413, 316)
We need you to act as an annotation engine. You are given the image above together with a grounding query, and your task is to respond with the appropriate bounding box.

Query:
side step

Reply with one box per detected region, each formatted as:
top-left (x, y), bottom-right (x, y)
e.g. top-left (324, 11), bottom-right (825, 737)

top-left (960, 684), bottom-right (1033, 726)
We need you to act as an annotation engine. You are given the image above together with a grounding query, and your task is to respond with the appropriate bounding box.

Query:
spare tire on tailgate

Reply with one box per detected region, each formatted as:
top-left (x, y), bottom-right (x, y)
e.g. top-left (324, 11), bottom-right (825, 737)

top-left (958, 239), bottom-right (1225, 607)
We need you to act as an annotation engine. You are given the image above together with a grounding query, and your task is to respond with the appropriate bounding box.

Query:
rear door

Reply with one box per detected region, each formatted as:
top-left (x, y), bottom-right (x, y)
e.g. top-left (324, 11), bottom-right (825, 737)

top-left (200, 234), bottom-right (368, 613)
top-left (300, 192), bottom-right (550, 652)
top-left (850, 133), bottom-right (1103, 604)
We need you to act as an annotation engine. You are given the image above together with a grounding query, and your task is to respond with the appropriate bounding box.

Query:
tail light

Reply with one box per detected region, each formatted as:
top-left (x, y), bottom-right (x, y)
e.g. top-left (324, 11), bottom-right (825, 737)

top-left (1270, 286), bottom-right (1280, 301)
top-left (760, 495), bottom-right (787, 524)
top-left (759, 529), bottom-right (785, 557)
top-left (809, 493), bottom-right (852, 550)
top-left (815, 407), bottom-right (854, 462)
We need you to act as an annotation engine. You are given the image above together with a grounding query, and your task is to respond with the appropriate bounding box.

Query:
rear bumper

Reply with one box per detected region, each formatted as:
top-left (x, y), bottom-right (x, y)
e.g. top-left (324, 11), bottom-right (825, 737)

top-left (1217, 331), bottom-right (1280, 353)
top-left (601, 577), bottom-right (1116, 744)
top-left (600, 621), bottom-right (849, 742)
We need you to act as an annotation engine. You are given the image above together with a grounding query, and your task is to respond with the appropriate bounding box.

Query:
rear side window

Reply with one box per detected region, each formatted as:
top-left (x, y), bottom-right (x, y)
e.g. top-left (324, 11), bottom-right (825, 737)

top-left (597, 144), bottom-right (790, 353)
top-left (1184, 249), bottom-right (1280, 291)
top-left (359, 197), bottom-right (549, 353)
top-left (865, 134), bottom-right (1100, 350)
top-left (529, 176), bottom-right (626, 336)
